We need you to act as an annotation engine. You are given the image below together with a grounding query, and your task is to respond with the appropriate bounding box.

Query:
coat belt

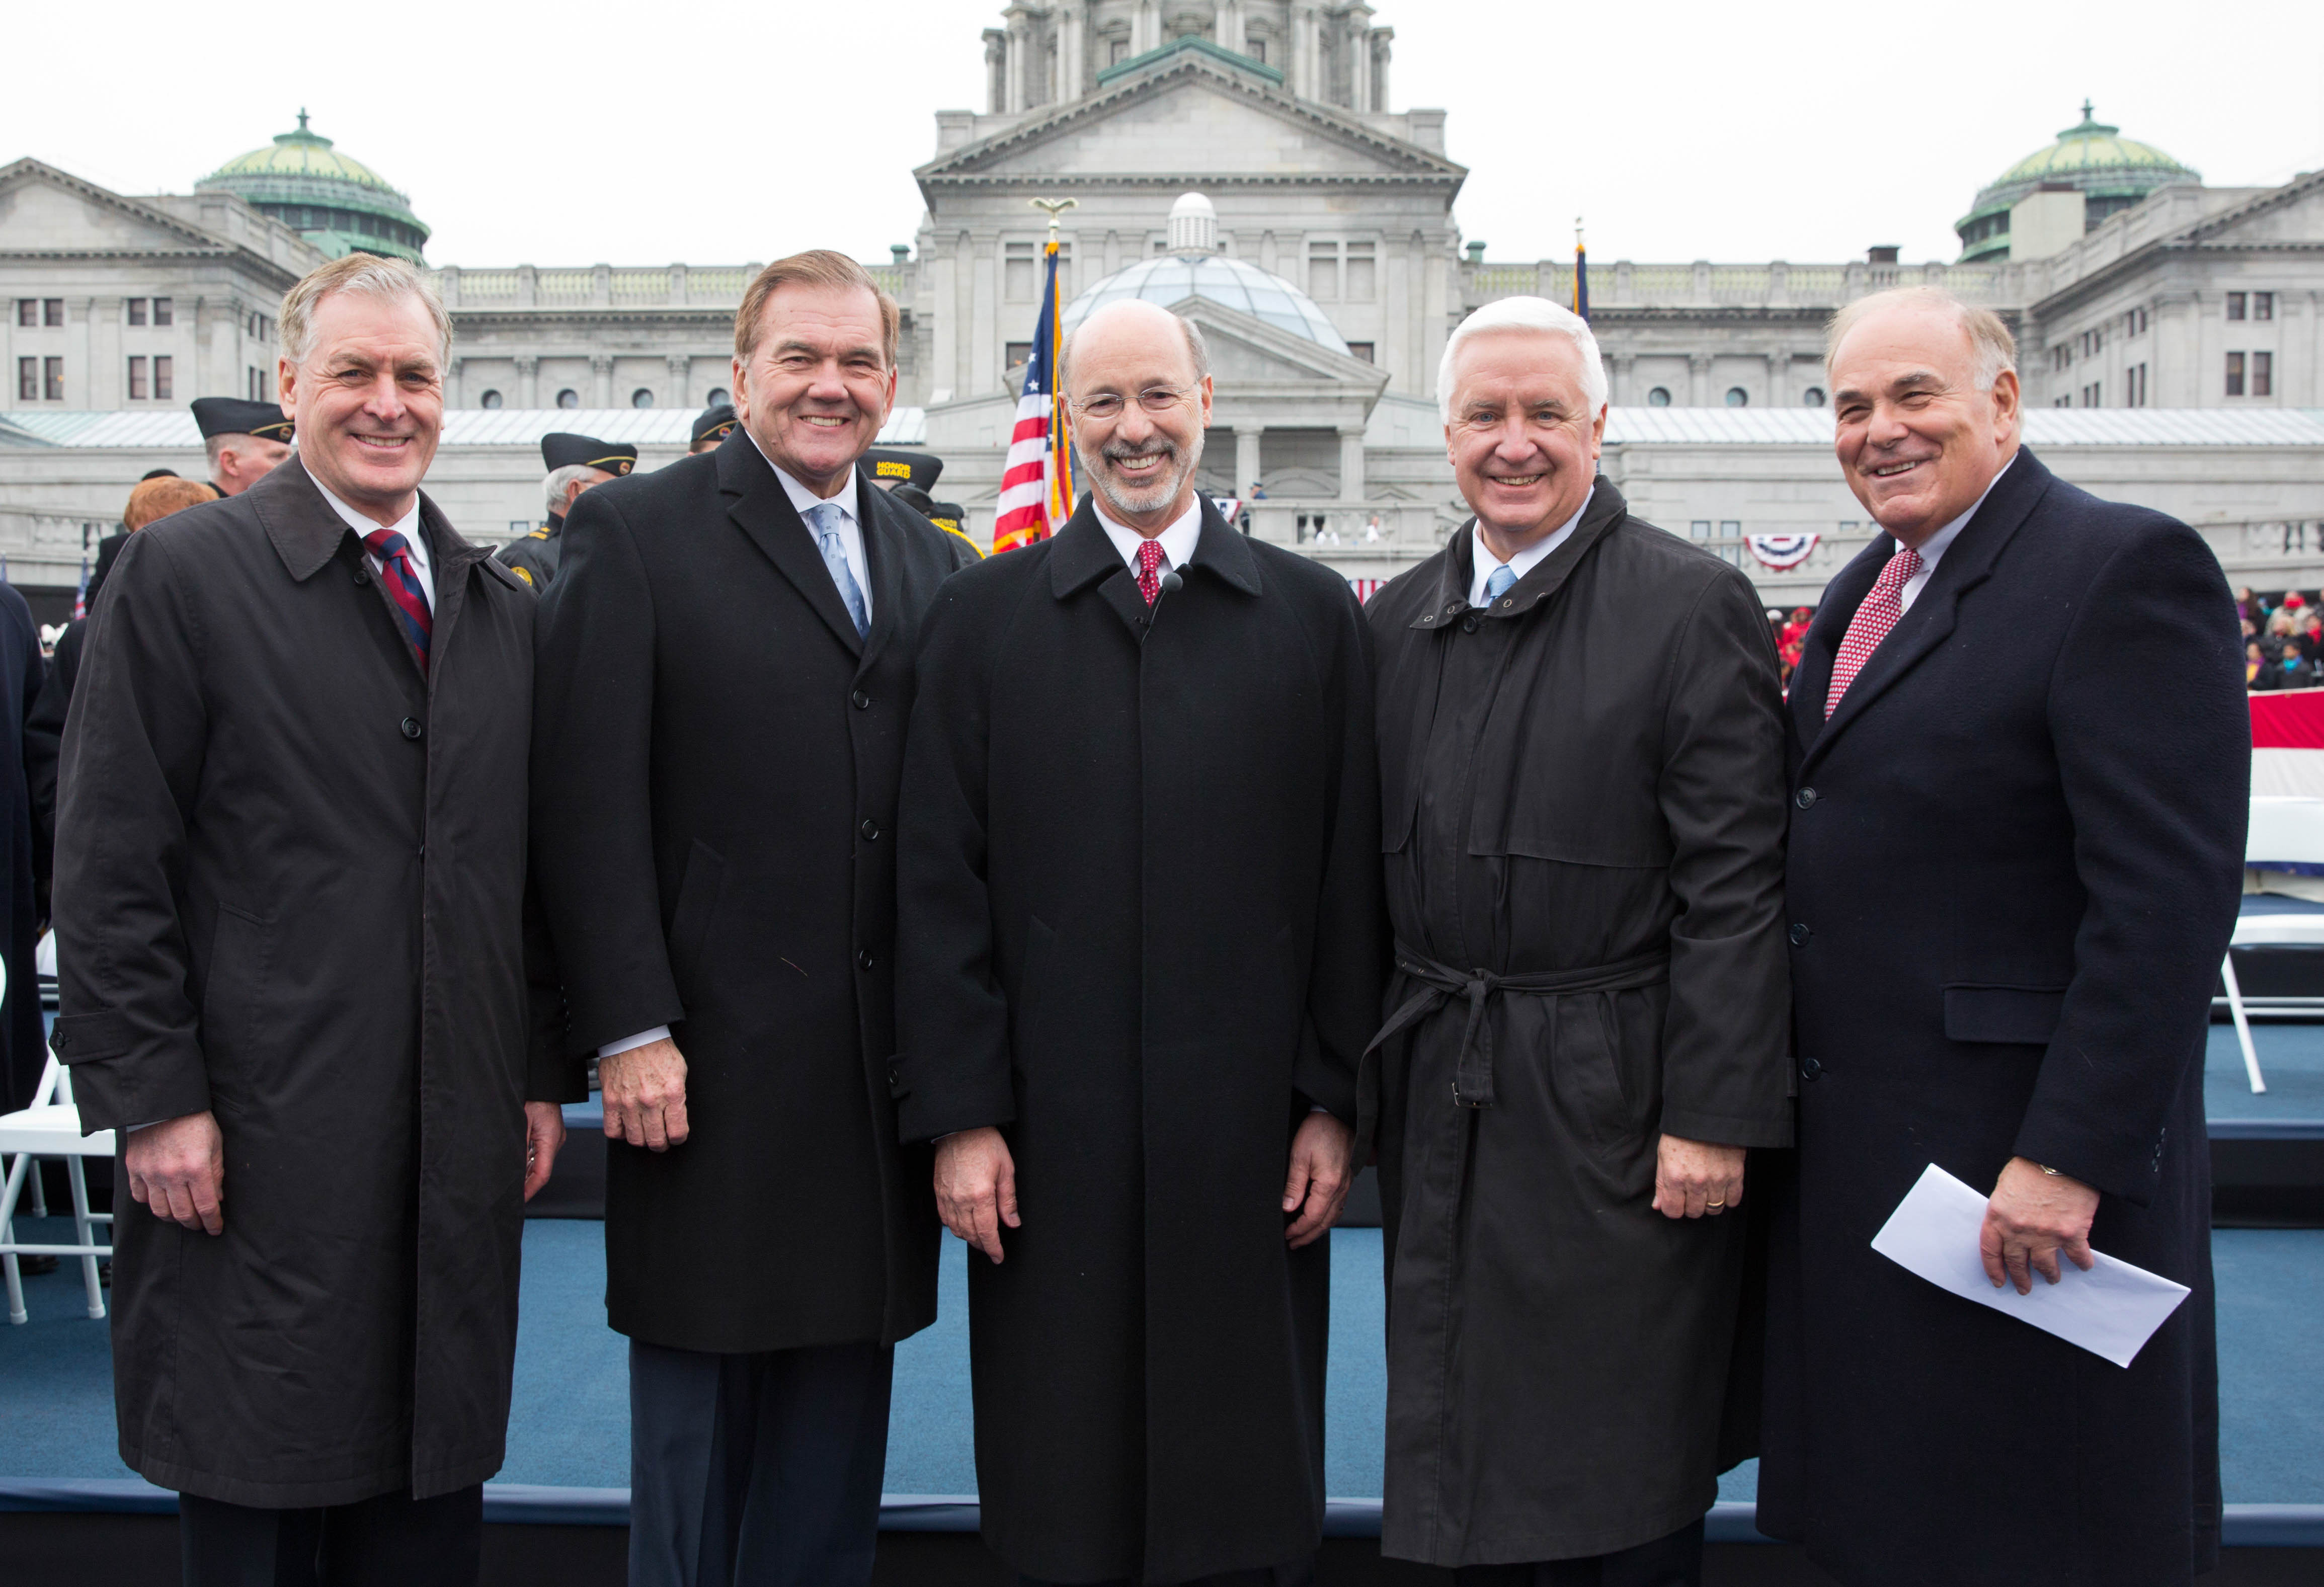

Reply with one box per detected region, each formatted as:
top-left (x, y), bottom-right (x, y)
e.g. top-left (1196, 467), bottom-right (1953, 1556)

top-left (1367, 943), bottom-right (1672, 1109)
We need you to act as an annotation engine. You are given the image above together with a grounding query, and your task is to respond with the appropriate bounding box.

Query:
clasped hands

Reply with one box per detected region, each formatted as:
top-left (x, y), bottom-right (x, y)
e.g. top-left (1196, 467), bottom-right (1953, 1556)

top-left (935, 1110), bottom-right (1357, 1264)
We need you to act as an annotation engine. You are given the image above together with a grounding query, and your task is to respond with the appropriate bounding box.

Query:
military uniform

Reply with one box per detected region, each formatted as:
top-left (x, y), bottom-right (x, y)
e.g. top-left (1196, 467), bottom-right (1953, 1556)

top-left (869, 449), bottom-right (984, 561)
top-left (497, 432), bottom-right (636, 592)
top-left (497, 515), bottom-right (564, 590)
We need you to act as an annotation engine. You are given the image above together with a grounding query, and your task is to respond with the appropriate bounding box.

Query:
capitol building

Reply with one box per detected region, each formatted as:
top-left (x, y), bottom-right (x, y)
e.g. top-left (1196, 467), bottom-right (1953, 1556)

top-left (3, 0), bottom-right (2322, 615)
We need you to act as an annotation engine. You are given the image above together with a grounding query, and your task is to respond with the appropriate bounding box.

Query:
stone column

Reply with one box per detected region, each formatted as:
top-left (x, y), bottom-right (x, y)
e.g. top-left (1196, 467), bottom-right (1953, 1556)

top-left (1005, 7), bottom-right (1030, 113)
top-left (668, 355), bottom-right (690, 409)
top-left (591, 353), bottom-right (613, 409)
top-left (448, 356), bottom-right (465, 409)
top-left (1689, 353), bottom-right (1712, 408)
top-left (1338, 423), bottom-right (1366, 502)
top-left (517, 356), bottom-right (539, 409)
top-left (1766, 350), bottom-right (1786, 407)
top-left (1215, 0), bottom-right (1239, 50)
top-left (1612, 352), bottom-right (1636, 408)
top-left (1235, 422), bottom-right (1264, 496)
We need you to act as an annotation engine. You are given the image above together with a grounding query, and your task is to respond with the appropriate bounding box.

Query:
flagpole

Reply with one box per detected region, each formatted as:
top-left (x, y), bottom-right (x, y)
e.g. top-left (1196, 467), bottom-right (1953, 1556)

top-left (1029, 198), bottom-right (1081, 533)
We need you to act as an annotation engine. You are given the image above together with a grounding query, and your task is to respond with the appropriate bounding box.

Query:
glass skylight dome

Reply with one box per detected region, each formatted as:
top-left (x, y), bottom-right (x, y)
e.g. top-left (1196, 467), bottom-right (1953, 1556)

top-left (1061, 193), bottom-right (1349, 354)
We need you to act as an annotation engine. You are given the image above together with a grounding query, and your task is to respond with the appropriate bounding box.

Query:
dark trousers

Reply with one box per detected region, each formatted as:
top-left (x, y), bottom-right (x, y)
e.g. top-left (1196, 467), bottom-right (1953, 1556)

top-left (1453, 1520), bottom-right (1704, 1587)
top-left (1019, 1563), bottom-right (1315, 1586)
top-left (628, 1336), bottom-right (894, 1587)
top-left (179, 1485), bottom-right (482, 1587)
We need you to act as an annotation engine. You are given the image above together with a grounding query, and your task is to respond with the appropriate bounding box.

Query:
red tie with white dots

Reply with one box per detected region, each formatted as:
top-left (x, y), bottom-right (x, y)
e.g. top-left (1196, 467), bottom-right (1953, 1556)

top-left (1823, 546), bottom-right (1922, 719)
top-left (1136, 538), bottom-right (1166, 606)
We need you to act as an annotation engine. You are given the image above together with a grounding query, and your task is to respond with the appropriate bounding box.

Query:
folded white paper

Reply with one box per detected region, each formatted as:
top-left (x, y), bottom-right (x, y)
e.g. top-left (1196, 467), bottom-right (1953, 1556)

top-left (1870, 1163), bottom-right (2190, 1368)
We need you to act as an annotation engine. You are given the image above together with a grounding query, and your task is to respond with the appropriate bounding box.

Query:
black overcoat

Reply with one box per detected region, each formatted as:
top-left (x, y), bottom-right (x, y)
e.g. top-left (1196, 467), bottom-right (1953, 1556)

top-left (529, 432), bottom-right (974, 1352)
top-left (0, 584), bottom-right (42, 1112)
top-left (1366, 484), bottom-right (1793, 1566)
top-left (51, 457), bottom-right (571, 1507)
top-left (892, 500), bottom-right (1387, 1584)
top-left (1756, 449), bottom-right (2248, 1586)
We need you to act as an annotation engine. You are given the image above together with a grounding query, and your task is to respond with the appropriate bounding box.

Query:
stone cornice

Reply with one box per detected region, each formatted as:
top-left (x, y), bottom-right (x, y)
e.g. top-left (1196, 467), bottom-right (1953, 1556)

top-left (921, 172), bottom-right (1462, 192)
top-left (2183, 169), bottom-right (2324, 245)
top-left (0, 157), bottom-right (308, 290)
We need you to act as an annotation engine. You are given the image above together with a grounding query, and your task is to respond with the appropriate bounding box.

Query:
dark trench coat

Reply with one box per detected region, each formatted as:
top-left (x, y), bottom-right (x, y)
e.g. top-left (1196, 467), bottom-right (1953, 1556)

top-left (1365, 483), bottom-right (1793, 1567)
top-left (892, 500), bottom-right (1387, 1584)
top-left (51, 458), bottom-right (571, 1507)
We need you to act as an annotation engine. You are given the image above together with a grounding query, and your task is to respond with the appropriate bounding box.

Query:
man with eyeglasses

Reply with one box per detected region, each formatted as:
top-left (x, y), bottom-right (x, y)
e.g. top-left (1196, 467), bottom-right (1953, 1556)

top-left (892, 297), bottom-right (1386, 1586)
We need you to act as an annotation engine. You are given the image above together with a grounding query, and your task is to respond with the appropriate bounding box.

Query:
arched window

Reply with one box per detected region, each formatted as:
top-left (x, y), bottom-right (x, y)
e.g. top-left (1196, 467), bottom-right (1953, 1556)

top-left (1802, 386), bottom-right (1826, 408)
top-left (478, 389), bottom-right (503, 410)
top-left (631, 388), bottom-right (655, 409)
top-left (556, 389), bottom-right (580, 410)
top-left (1725, 387), bottom-right (1749, 408)
top-left (1646, 386), bottom-right (1671, 408)
top-left (706, 387), bottom-right (730, 407)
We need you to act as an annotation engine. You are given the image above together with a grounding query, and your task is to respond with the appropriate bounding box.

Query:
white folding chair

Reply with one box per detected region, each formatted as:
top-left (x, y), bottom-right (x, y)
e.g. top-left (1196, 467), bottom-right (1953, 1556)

top-left (1, 991), bottom-right (114, 1321)
top-left (2222, 797), bottom-right (2324, 1094)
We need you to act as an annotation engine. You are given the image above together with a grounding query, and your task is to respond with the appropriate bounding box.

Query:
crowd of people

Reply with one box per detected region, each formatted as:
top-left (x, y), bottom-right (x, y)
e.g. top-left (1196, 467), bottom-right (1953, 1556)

top-left (2239, 586), bottom-right (2324, 690)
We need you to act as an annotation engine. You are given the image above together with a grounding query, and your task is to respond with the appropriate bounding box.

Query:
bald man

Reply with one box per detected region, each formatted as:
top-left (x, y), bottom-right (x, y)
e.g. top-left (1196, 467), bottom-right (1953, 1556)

top-left (894, 298), bottom-right (1385, 1585)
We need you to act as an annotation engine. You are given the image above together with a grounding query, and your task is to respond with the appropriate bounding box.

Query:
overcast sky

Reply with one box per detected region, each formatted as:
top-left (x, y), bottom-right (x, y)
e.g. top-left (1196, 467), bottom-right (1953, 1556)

top-left (8, 0), bottom-right (2320, 271)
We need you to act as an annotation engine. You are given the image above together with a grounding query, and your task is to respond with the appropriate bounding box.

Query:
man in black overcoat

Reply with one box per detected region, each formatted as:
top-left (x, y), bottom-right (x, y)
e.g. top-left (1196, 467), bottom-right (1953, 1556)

top-left (1366, 298), bottom-right (1792, 1581)
top-left (52, 256), bottom-right (574, 1583)
top-left (893, 299), bottom-right (1386, 1586)
top-left (1756, 287), bottom-right (2248, 1587)
top-left (0, 579), bottom-right (39, 1116)
top-left (529, 251), bottom-right (974, 1587)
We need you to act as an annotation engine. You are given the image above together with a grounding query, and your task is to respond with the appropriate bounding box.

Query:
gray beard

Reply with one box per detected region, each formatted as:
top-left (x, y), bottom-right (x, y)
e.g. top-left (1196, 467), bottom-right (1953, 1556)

top-left (1080, 430), bottom-right (1206, 522)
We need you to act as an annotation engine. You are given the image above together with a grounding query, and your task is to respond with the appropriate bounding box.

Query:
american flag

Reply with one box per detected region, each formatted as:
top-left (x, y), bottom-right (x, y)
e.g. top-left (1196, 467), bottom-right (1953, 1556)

top-left (72, 554), bottom-right (89, 619)
top-left (993, 241), bottom-right (1076, 552)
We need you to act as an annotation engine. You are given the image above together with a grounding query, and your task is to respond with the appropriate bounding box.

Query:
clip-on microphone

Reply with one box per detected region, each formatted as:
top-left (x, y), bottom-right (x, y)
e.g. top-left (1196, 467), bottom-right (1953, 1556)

top-left (1142, 567), bottom-right (1184, 638)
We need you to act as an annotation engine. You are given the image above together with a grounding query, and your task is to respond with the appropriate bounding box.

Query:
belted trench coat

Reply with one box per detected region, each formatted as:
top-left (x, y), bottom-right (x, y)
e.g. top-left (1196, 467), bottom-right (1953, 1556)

top-left (1365, 482), bottom-right (1793, 1567)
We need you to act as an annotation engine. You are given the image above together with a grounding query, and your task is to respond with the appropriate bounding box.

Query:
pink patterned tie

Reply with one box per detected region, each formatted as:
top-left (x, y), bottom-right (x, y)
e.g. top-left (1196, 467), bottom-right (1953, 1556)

top-left (1136, 538), bottom-right (1166, 606)
top-left (1824, 546), bottom-right (1923, 719)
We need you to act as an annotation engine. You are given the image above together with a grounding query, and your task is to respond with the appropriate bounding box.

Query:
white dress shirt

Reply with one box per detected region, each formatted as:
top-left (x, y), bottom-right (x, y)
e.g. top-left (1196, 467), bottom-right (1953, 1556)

top-left (314, 478), bottom-right (434, 609)
top-left (1897, 452), bottom-right (2016, 614)
top-left (1467, 486), bottom-right (1594, 610)
top-left (1094, 495), bottom-right (1204, 576)
top-left (751, 430), bottom-right (872, 627)
top-left (600, 444), bottom-right (878, 1063)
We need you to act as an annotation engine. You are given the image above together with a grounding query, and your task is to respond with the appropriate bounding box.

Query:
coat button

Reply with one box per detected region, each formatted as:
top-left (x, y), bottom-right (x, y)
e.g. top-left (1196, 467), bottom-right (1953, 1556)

top-left (400, 717), bottom-right (423, 741)
top-left (1788, 922), bottom-right (1811, 946)
top-left (860, 818), bottom-right (880, 841)
top-left (851, 689), bottom-right (871, 710)
top-left (1796, 786), bottom-right (1818, 810)
top-left (1801, 1056), bottom-right (1823, 1081)
top-left (857, 948), bottom-right (876, 971)
top-left (352, 569), bottom-right (369, 587)
top-left (1461, 615), bottom-right (1478, 633)
top-left (888, 1066), bottom-right (900, 1088)
top-left (52, 1032), bottom-right (69, 1049)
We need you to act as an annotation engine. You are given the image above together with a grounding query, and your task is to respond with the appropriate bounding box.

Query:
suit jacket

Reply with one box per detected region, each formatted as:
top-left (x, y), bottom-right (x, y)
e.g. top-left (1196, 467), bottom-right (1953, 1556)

top-left (1755, 447), bottom-right (2248, 1586)
top-left (530, 430), bottom-right (976, 1352)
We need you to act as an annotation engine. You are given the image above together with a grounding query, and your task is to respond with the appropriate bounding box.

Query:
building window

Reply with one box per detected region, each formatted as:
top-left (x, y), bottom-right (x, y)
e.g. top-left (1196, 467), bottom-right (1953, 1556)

top-left (556, 388), bottom-right (580, 409)
top-left (1004, 342), bottom-right (1032, 369)
top-left (1647, 386), bottom-right (1672, 407)
top-left (630, 388), bottom-right (655, 409)
top-left (14, 300), bottom-right (33, 328)
top-left (1345, 242), bottom-right (1376, 301)
top-left (2226, 292), bottom-right (2246, 321)
top-left (706, 387), bottom-right (729, 407)
top-left (127, 356), bottom-right (148, 400)
top-left (1724, 387), bottom-right (1749, 407)
top-left (2126, 305), bottom-right (2147, 336)
top-left (1803, 386), bottom-right (1826, 407)
top-left (152, 297), bottom-right (172, 327)
top-left (1689, 521), bottom-right (1712, 539)
top-left (1345, 342), bottom-right (1375, 363)
top-left (1248, 36), bottom-right (1266, 63)
top-left (2254, 352), bottom-right (2273, 398)
top-left (1308, 243), bottom-right (1339, 301)
top-left (2082, 381), bottom-right (2100, 408)
top-left (2255, 292), bottom-right (2274, 322)
top-left (154, 355), bottom-right (172, 400)
top-left (44, 356), bottom-right (64, 401)
top-left (1108, 37), bottom-right (1127, 64)
top-left (128, 298), bottom-right (148, 326)
top-left (1005, 242), bottom-right (1036, 302)
top-left (43, 299), bottom-right (64, 327)
top-left (2226, 352), bottom-right (2245, 396)
top-left (2126, 363), bottom-right (2147, 407)
top-left (479, 389), bottom-right (504, 409)
top-left (17, 358), bottom-right (35, 401)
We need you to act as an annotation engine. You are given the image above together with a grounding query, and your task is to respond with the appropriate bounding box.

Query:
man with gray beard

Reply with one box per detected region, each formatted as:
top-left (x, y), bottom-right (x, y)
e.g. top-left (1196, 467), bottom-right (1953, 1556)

top-left (893, 298), bottom-right (1386, 1585)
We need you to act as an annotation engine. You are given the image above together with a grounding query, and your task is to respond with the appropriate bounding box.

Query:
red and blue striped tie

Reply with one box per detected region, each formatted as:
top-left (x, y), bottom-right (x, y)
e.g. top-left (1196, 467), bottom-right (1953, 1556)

top-left (362, 528), bottom-right (432, 674)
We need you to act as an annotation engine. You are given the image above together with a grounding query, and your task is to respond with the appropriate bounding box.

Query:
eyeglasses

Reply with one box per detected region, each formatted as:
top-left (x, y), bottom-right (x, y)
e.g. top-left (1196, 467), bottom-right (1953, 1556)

top-left (1069, 386), bottom-right (1194, 421)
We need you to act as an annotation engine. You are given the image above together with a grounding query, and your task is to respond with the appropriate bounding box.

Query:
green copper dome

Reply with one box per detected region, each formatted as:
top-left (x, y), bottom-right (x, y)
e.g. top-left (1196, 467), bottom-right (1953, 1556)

top-left (1955, 103), bottom-right (2197, 263)
top-left (196, 112), bottom-right (430, 263)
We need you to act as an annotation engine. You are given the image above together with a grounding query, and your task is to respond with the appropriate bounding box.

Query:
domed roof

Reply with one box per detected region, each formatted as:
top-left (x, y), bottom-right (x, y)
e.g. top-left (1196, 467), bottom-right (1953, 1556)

top-left (1955, 103), bottom-right (2197, 262)
top-left (197, 112), bottom-right (429, 263)
top-left (1063, 254), bottom-right (1348, 353)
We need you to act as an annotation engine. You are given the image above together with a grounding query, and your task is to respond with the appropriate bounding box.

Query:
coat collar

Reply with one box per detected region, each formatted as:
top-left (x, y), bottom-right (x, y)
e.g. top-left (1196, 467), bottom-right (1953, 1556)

top-left (1410, 477), bottom-right (1628, 631)
top-left (715, 430), bottom-right (874, 660)
top-left (1046, 493), bottom-right (1263, 601)
top-left (1799, 445), bottom-right (2054, 771)
top-left (251, 454), bottom-right (479, 584)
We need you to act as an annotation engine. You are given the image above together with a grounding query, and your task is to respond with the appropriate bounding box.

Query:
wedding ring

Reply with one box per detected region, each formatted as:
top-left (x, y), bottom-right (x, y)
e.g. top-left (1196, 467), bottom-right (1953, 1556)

top-left (1706, 1198), bottom-right (1726, 1209)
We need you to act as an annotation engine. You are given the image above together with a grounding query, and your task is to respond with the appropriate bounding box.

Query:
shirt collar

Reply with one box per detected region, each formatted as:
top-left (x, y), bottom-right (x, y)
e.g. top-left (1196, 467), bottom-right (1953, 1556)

top-left (1093, 494), bottom-right (1204, 577)
top-left (1468, 485), bottom-right (1593, 609)
top-left (311, 475), bottom-right (427, 571)
top-left (1907, 450), bottom-right (2017, 575)
top-left (747, 429), bottom-right (860, 527)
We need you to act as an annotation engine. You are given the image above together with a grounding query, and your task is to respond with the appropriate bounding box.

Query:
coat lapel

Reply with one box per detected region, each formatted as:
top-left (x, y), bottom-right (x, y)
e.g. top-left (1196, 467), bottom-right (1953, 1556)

top-left (1048, 501), bottom-right (1148, 636)
top-left (1801, 447), bottom-right (2054, 774)
top-left (417, 499), bottom-right (491, 695)
top-left (716, 435), bottom-right (865, 659)
top-left (854, 464), bottom-right (909, 669)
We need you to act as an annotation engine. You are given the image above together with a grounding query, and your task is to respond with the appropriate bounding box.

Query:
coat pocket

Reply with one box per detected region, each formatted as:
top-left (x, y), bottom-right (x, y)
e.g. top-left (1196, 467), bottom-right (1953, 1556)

top-left (1942, 984), bottom-right (2068, 1046)
top-left (200, 902), bottom-right (275, 1109)
top-left (666, 840), bottom-right (728, 995)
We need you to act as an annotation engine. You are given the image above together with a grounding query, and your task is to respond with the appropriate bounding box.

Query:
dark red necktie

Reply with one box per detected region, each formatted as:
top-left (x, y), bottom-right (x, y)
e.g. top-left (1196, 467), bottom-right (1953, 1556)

top-left (363, 528), bottom-right (433, 674)
top-left (1824, 546), bottom-right (1921, 719)
top-left (1136, 538), bottom-right (1166, 606)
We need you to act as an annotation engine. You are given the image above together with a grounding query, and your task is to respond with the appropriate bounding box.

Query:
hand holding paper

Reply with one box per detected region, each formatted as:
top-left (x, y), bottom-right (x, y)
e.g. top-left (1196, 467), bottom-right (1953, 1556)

top-left (1981, 1155), bottom-right (2101, 1294)
top-left (1872, 1163), bottom-right (2189, 1368)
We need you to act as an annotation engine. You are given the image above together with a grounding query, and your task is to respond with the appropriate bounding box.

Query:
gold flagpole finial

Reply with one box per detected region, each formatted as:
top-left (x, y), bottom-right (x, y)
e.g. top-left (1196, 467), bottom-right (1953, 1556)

top-left (1030, 196), bottom-right (1080, 248)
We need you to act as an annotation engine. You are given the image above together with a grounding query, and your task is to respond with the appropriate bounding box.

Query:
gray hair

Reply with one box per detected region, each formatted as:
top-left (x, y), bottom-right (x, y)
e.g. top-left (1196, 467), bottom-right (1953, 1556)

top-left (1438, 296), bottom-right (1608, 422)
top-left (544, 463), bottom-right (598, 518)
top-left (1824, 286), bottom-right (2018, 391)
top-left (279, 253), bottom-right (451, 371)
top-left (1059, 304), bottom-right (1210, 394)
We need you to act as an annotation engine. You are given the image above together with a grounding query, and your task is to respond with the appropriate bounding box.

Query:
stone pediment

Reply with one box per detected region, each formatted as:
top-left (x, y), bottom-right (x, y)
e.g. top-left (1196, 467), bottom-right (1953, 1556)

top-left (0, 159), bottom-right (226, 255)
top-left (1173, 293), bottom-right (1391, 396)
top-left (2184, 169), bottom-right (2324, 247)
top-left (917, 48), bottom-right (1464, 194)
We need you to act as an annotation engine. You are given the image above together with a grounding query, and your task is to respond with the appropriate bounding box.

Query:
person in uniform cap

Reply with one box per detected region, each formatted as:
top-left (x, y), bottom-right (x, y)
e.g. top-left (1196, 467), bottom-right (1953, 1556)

top-left (688, 403), bottom-right (738, 455)
top-left (498, 433), bottom-right (636, 590)
top-left (190, 396), bottom-right (294, 498)
top-left (859, 446), bottom-right (942, 496)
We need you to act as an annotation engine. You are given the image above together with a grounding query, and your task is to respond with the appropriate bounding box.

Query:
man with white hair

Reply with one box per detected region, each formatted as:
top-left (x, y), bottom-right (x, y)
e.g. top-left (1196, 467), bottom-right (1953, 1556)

top-left (496, 431), bottom-right (637, 590)
top-left (1755, 287), bottom-right (2245, 1587)
top-left (1366, 296), bottom-right (1792, 1583)
top-left (894, 296), bottom-right (1385, 1584)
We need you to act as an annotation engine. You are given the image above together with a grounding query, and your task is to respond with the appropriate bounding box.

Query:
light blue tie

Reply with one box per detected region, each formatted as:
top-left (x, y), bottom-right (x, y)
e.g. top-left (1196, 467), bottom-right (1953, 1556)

top-left (806, 501), bottom-right (869, 638)
top-left (1484, 564), bottom-right (1518, 604)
